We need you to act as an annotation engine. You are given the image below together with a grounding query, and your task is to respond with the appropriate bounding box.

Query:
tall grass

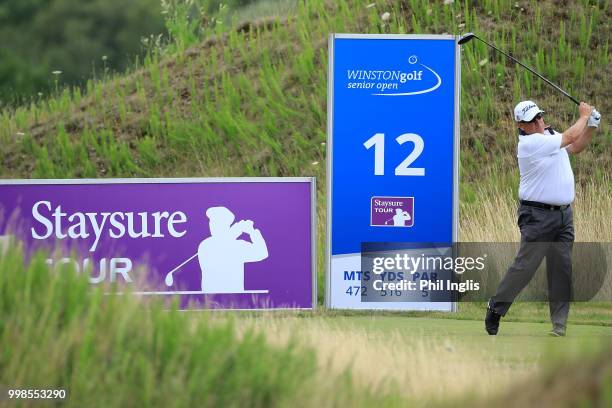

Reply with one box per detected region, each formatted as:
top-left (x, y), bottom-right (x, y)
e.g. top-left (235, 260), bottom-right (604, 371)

top-left (460, 178), bottom-right (612, 303)
top-left (1, 240), bottom-right (610, 406)
top-left (0, 0), bottom-right (608, 184)
top-left (229, 312), bottom-right (612, 407)
top-left (234, 315), bottom-right (538, 404)
top-left (479, 346), bottom-right (612, 408)
top-left (0, 242), bottom-right (320, 407)
top-left (3, 240), bottom-right (464, 406)
top-left (460, 177), bottom-right (612, 242)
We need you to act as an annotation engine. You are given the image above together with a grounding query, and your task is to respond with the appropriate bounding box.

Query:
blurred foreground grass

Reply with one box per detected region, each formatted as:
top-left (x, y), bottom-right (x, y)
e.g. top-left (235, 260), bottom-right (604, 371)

top-left (0, 242), bottom-right (332, 407)
top-left (1, 240), bottom-right (611, 407)
top-left (230, 313), bottom-right (612, 406)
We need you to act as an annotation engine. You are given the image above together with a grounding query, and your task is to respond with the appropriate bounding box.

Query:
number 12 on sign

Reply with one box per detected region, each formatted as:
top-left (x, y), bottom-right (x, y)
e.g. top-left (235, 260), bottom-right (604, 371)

top-left (363, 133), bottom-right (425, 176)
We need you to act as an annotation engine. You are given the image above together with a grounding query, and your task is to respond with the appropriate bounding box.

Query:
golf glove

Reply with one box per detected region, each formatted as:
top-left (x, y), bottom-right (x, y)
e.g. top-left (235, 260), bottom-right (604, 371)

top-left (588, 109), bottom-right (601, 128)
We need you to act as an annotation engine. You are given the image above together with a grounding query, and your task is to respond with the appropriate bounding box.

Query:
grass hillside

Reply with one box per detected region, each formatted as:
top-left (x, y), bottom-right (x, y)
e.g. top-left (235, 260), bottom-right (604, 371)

top-left (1, 0), bottom-right (609, 185)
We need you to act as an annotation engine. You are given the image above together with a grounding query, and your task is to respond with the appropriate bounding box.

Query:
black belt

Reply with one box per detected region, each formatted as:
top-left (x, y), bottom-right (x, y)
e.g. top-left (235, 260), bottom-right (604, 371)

top-left (520, 200), bottom-right (570, 211)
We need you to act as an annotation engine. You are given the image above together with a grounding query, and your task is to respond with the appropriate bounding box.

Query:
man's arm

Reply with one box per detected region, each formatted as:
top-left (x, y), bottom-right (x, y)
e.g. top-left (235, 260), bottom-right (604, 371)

top-left (561, 102), bottom-right (593, 148)
top-left (567, 109), bottom-right (601, 154)
top-left (566, 126), bottom-right (595, 154)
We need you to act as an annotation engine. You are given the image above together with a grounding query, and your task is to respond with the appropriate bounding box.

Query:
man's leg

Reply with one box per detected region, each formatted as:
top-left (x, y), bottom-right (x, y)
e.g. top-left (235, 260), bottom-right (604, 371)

top-left (485, 205), bottom-right (554, 335)
top-left (547, 207), bottom-right (574, 335)
top-left (489, 239), bottom-right (549, 316)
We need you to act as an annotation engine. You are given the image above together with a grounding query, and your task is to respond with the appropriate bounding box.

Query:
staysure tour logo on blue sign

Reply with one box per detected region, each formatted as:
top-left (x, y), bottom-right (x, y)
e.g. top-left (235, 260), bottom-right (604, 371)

top-left (345, 55), bottom-right (442, 95)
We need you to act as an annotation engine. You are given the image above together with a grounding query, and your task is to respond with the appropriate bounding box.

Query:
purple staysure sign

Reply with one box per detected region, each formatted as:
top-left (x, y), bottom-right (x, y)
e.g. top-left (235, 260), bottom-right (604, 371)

top-left (0, 178), bottom-right (316, 310)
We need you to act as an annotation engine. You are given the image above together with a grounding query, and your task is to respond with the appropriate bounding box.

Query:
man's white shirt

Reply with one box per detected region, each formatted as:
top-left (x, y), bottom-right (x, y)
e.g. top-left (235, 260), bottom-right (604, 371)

top-left (517, 130), bottom-right (574, 205)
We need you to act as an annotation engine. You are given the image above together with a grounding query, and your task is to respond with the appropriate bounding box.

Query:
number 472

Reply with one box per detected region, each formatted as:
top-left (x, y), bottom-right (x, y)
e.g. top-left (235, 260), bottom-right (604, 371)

top-left (363, 133), bottom-right (425, 176)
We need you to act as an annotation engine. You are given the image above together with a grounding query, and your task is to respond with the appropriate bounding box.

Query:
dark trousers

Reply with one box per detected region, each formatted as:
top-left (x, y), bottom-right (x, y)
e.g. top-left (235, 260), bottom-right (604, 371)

top-left (489, 204), bottom-right (574, 328)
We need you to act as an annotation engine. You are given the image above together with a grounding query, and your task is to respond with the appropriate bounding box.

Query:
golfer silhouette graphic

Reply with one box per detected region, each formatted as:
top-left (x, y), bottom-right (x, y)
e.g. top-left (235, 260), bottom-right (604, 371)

top-left (392, 208), bottom-right (411, 226)
top-left (197, 206), bottom-right (268, 293)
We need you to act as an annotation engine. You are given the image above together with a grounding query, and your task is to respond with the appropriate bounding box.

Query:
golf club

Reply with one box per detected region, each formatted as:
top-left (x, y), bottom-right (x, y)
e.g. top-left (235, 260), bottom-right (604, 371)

top-left (164, 253), bottom-right (198, 286)
top-left (458, 32), bottom-right (579, 105)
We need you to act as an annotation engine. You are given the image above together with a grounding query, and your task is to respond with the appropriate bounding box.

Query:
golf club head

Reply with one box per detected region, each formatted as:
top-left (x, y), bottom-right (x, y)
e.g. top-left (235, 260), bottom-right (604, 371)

top-left (165, 273), bottom-right (173, 286)
top-left (458, 32), bottom-right (477, 45)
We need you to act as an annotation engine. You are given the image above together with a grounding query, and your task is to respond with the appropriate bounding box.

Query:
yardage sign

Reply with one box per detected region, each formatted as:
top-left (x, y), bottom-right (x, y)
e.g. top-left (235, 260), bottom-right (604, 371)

top-left (326, 34), bottom-right (460, 310)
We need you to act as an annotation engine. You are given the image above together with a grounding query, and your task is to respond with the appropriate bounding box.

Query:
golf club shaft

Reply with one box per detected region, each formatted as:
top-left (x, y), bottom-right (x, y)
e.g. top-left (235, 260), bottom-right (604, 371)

top-left (167, 253), bottom-right (198, 277)
top-left (475, 36), bottom-right (579, 105)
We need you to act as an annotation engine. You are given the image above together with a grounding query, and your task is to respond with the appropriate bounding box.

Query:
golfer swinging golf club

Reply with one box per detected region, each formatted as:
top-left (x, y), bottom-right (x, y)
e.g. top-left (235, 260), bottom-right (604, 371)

top-left (197, 207), bottom-right (268, 293)
top-left (485, 100), bottom-right (601, 337)
top-left (384, 209), bottom-right (412, 226)
top-left (164, 206), bottom-right (268, 293)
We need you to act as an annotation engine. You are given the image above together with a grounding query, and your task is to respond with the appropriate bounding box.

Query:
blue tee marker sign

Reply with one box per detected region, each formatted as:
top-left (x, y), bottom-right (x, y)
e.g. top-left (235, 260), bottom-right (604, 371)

top-left (326, 34), bottom-right (460, 310)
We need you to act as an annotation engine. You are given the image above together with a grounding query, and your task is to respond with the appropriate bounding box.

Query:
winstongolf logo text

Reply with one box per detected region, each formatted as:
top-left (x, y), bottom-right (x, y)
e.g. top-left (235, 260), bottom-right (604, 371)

top-left (344, 55), bottom-right (442, 95)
